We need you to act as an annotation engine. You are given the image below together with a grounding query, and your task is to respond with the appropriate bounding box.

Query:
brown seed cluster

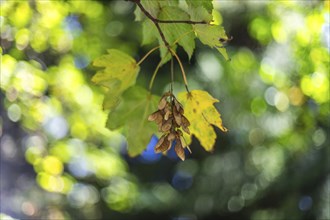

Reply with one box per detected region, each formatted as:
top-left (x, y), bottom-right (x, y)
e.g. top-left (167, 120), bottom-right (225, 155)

top-left (148, 92), bottom-right (191, 161)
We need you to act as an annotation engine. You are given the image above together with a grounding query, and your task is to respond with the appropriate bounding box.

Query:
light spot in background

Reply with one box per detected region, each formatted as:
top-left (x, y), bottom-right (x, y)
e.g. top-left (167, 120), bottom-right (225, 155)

top-left (6, 87), bottom-right (18, 102)
top-left (227, 196), bottom-right (245, 212)
top-left (0, 117), bottom-right (3, 137)
top-left (44, 116), bottom-right (68, 139)
top-left (194, 195), bottom-right (214, 215)
top-left (87, 149), bottom-right (126, 179)
top-left (312, 128), bottom-right (326, 148)
top-left (299, 196), bottom-right (313, 211)
top-left (15, 28), bottom-right (30, 50)
top-left (64, 15), bottom-right (82, 37)
top-left (301, 72), bottom-right (329, 103)
top-left (112, 1), bottom-right (133, 15)
top-left (288, 86), bottom-right (305, 106)
top-left (172, 215), bottom-right (197, 220)
top-left (68, 157), bottom-right (92, 178)
top-left (241, 183), bottom-right (258, 200)
top-left (171, 171), bottom-right (193, 191)
top-left (264, 87), bottom-right (277, 106)
top-left (152, 183), bottom-right (177, 204)
top-left (74, 55), bottom-right (90, 69)
top-left (37, 172), bottom-right (74, 194)
top-left (271, 21), bottom-right (287, 43)
top-left (251, 145), bottom-right (285, 183)
top-left (0, 135), bottom-right (17, 159)
top-left (42, 155), bottom-right (63, 175)
top-left (176, 159), bottom-right (199, 176)
top-left (68, 183), bottom-right (100, 208)
top-left (105, 21), bottom-right (124, 37)
top-left (318, 175), bottom-right (330, 220)
top-left (25, 135), bottom-right (46, 150)
top-left (274, 91), bottom-right (289, 112)
top-left (259, 113), bottom-right (293, 137)
top-left (21, 201), bottom-right (37, 216)
top-left (1, 55), bottom-right (17, 89)
top-left (321, 23), bottom-right (330, 51)
top-left (197, 52), bottom-right (223, 82)
top-left (37, 172), bottom-right (64, 192)
top-left (74, 85), bottom-right (93, 106)
top-left (7, 104), bottom-right (22, 122)
top-left (101, 177), bottom-right (137, 211)
top-left (249, 17), bottom-right (272, 45)
top-left (251, 209), bottom-right (284, 220)
top-left (249, 128), bottom-right (265, 146)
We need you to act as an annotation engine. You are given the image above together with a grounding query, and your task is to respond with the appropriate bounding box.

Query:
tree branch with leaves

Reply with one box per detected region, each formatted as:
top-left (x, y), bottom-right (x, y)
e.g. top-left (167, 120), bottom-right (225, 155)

top-left (92, 0), bottom-right (229, 160)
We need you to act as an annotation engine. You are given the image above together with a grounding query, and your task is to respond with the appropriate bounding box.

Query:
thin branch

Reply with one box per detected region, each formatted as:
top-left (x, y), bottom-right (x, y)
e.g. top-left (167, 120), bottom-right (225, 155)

top-left (148, 56), bottom-right (165, 91)
top-left (130, 0), bottom-right (193, 92)
top-left (170, 57), bottom-right (174, 94)
top-left (169, 48), bottom-right (189, 92)
top-left (134, 0), bottom-right (171, 48)
top-left (137, 46), bottom-right (160, 66)
top-left (156, 19), bottom-right (207, 25)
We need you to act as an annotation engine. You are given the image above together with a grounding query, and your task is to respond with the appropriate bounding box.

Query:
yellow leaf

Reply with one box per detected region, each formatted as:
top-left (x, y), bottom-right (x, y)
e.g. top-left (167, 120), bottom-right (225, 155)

top-left (178, 90), bottom-right (227, 152)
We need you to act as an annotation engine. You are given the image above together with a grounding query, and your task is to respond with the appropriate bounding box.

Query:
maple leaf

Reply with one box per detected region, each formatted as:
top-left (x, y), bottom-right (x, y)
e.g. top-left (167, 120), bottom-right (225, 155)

top-left (194, 25), bottom-right (230, 60)
top-left (185, 0), bottom-right (213, 22)
top-left (178, 90), bottom-right (227, 152)
top-left (140, 4), bottom-right (196, 64)
top-left (106, 86), bottom-right (159, 157)
top-left (159, 6), bottom-right (195, 62)
top-left (92, 49), bottom-right (140, 110)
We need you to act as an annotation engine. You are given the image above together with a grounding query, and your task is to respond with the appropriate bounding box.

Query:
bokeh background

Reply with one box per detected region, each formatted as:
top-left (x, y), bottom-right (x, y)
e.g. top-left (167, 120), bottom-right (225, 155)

top-left (1, 1), bottom-right (329, 220)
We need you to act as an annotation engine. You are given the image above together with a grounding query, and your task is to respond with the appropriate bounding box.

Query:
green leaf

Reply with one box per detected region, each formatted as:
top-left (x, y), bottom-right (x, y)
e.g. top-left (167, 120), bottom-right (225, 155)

top-left (194, 25), bottom-right (230, 60)
top-left (185, 0), bottom-right (213, 14)
top-left (142, 19), bottom-right (158, 45)
top-left (158, 6), bottom-right (196, 62)
top-left (185, 0), bottom-right (213, 22)
top-left (106, 86), bottom-right (159, 157)
top-left (140, 0), bottom-right (161, 18)
top-left (178, 90), bottom-right (227, 152)
top-left (92, 49), bottom-right (140, 109)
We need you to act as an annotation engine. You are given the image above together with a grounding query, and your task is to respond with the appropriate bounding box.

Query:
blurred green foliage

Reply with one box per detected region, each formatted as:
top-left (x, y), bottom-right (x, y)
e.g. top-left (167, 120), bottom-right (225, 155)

top-left (0, 1), bottom-right (329, 220)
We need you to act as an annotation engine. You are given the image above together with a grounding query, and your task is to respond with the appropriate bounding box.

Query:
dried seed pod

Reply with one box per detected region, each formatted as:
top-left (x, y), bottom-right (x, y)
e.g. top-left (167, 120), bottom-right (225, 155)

top-left (182, 125), bottom-right (190, 135)
top-left (149, 92), bottom-right (192, 159)
top-left (179, 135), bottom-right (192, 153)
top-left (158, 97), bottom-right (167, 110)
top-left (154, 135), bottom-right (165, 150)
top-left (173, 106), bottom-right (182, 126)
top-left (167, 132), bottom-right (176, 141)
top-left (155, 137), bottom-right (171, 153)
top-left (148, 110), bottom-right (159, 121)
top-left (181, 116), bottom-right (190, 134)
top-left (161, 119), bottom-right (172, 132)
top-left (158, 92), bottom-right (171, 110)
top-left (176, 129), bottom-right (183, 136)
top-left (181, 115), bottom-right (190, 127)
top-left (164, 109), bottom-right (171, 120)
top-left (174, 98), bottom-right (184, 113)
top-left (148, 110), bottom-right (163, 124)
top-left (174, 138), bottom-right (185, 161)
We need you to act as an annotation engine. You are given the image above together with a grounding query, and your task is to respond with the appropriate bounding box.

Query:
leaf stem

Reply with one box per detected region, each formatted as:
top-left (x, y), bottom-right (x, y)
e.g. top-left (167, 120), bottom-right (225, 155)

top-left (148, 56), bottom-right (164, 91)
top-left (169, 48), bottom-right (189, 92)
top-left (131, 0), bottom-right (192, 92)
top-left (170, 57), bottom-right (174, 94)
top-left (137, 46), bottom-right (160, 66)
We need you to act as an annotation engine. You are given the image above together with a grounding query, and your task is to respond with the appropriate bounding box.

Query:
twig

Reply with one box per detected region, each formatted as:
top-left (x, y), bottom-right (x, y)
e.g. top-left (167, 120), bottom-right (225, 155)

top-left (130, 0), bottom-right (194, 92)
top-left (169, 48), bottom-right (189, 92)
top-left (137, 46), bottom-right (160, 66)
